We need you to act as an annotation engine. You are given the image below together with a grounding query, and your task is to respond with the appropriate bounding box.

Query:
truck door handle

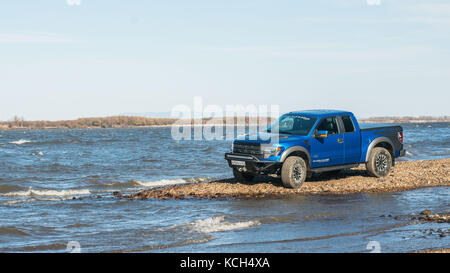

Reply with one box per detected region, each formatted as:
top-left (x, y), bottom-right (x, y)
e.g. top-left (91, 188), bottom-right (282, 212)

top-left (337, 138), bottom-right (344, 144)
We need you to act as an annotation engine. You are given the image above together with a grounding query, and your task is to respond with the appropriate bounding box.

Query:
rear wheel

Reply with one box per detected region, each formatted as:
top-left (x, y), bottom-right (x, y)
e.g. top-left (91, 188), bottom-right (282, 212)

top-left (366, 147), bottom-right (392, 177)
top-left (233, 168), bottom-right (255, 182)
top-left (281, 156), bottom-right (307, 189)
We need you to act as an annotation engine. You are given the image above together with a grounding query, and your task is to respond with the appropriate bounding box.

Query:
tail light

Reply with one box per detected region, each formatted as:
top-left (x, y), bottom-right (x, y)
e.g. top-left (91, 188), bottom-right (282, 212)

top-left (398, 131), bottom-right (404, 143)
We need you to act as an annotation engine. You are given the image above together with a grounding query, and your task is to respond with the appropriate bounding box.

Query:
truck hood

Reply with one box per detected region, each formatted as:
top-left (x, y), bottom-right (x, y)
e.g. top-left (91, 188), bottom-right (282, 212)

top-left (235, 132), bottom-right (309, 144)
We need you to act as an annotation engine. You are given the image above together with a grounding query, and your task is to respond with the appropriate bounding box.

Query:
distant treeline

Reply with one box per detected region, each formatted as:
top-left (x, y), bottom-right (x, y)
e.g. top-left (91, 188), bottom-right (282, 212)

top-left (359, 116), bottom-right (450, 123)
top-left (1, 115), bottom-right (448, 130)
top-left (0, 116), bottom-right (276, 129)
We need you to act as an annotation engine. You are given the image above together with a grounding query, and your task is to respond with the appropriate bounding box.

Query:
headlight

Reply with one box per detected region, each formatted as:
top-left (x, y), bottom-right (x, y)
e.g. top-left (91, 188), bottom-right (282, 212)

top-left (262, 145), bottom-right (284, 159)
top-left (231, 142), bottom-right (234, 152)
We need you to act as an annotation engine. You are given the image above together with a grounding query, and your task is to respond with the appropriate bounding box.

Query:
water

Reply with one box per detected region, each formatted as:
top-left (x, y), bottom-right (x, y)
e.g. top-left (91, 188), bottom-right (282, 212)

top-left (0, 123), bottom-right (449, 252)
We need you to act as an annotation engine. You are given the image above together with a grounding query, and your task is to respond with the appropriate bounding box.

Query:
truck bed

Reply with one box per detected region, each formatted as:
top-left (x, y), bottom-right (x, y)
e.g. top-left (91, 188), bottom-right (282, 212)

top-left (359, 123), bottom-right (402, 131)
top-left (359, 123), bottom-right (404, 162)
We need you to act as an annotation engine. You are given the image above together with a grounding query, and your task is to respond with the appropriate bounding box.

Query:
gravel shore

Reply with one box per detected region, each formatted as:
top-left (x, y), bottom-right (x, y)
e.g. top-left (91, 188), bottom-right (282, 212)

top-left (416, 248), bottom-right (450, 253)
top-left (126, 158), bottom-right (449, 200)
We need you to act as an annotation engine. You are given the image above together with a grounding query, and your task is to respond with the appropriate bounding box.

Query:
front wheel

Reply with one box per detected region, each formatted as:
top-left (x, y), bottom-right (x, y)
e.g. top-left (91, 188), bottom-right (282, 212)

top-left (281, 156), bottom-right (307, 189)
top-left (233, 168), bottom-right (255, 182)
top-left (366, 147), bottom-right (392, 177)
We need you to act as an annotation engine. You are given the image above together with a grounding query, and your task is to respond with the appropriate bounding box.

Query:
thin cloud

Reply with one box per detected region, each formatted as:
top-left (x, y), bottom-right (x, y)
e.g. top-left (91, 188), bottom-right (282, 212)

top-left (296, 15), bottom-right (450, 25)
top-left (204, 43), bottom-right (360, 53)
top-left (201, 43), bottom-right (434, 62)
top-left (408, 3), bottom-right (450, 16)
top-left (0, 32), bottom-right (85, 44)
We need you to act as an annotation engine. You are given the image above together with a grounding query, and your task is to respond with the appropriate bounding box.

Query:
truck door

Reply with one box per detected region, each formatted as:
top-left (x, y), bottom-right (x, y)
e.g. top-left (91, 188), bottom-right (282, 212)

top-left (338, 115), bottom-right (361, 164)
top-left (310, 116), bottom-right (344, 168)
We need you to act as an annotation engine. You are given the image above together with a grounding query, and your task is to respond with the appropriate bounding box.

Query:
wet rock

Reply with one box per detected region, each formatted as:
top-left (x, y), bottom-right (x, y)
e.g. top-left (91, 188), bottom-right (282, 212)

top-left (420, 210), bottom-right (431, 216)
top-left (394, 216), bottom-right (401, 220)
top-left (112, 191), bottom-right (123, 197)
top-left (417, 211), bottom-right (450, 223)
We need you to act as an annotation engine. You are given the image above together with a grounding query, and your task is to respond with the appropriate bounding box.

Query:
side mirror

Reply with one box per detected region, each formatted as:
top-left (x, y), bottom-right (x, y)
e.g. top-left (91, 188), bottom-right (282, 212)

top-left (317, 130), bottom-right (329, 138)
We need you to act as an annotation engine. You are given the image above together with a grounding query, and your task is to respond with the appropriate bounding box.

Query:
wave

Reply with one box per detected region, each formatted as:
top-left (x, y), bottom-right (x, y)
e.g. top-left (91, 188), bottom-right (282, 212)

top-left (1, 188), bottom-right (91, 197)
top-left (0, 227), bottom-right (31, 236)
top-left (103, 179), bottom-right (187, 189)
top-left (1, 195), bottom-right (87, 205)
top-left (7, 243), bottom-right (67, 252)
top-left (135, 178), bottom-right (190, 187)
top-left (0, 184), bottom-right (24, 194)
top-left (1, 197), bottom-right (73, 206)
top-left (1, 178), bottom-right (211, 201)
top-left (117, 237), bottom-right (215, 253)
top-left (142, 159), bottom-right (158, 163)
top-left (104, 177), bottom-right (212, 189)
top-left (9, 139), bottom-right (32, 145)
top-left (185, 215), bottom-right (261, 233)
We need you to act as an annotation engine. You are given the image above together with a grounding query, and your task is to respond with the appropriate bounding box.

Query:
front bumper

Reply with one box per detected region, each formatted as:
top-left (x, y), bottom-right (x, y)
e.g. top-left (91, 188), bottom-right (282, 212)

top-left (225, 153), bottom-right (278, 163)
top-left (224, 153), bottom-right (280, 174)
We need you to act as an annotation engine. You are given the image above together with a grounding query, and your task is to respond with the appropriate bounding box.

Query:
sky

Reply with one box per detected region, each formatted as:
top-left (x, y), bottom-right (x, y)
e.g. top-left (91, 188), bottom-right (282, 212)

top-left (0, 0), bottom-right (449, 121)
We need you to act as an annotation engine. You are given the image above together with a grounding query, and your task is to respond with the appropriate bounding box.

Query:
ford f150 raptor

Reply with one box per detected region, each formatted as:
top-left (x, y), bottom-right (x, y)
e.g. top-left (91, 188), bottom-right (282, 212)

top-left (225, 110), bottom-right (405, 189)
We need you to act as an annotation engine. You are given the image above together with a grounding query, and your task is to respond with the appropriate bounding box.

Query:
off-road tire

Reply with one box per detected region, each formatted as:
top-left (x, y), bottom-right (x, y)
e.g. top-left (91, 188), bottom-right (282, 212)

top-left (233, 168), bottom-right (255, 182)
top-left (281, 156), bottom-right (307, 189)
top-left (366, 147), bottom-right (392, 177)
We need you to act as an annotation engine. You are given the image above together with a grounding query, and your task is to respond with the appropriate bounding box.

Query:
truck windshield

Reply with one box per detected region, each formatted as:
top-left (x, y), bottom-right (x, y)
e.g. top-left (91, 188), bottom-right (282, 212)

top-left (266, 115), bottom-right (317, 136)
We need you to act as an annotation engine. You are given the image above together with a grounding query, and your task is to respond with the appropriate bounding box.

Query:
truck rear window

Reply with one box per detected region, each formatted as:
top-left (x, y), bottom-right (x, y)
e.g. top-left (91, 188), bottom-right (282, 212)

top-left (341, 115), bottom-right (355, 133)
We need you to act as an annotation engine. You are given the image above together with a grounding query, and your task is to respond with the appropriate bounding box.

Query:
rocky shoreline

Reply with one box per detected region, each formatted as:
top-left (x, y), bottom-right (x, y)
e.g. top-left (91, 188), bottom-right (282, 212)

top-left (416, 248), bottom-right (450, 253)
top-left (123, 158), bottom-right (449, 200)
top-left (417, 210), bottom-right (450, 224)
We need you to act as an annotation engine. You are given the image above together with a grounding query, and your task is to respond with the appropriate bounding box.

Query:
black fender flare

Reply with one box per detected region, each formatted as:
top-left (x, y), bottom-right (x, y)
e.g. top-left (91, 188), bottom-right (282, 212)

top-left (365, 137), bottom-right (395, 162)
top-left (280, 146), bottom-right (311, 167)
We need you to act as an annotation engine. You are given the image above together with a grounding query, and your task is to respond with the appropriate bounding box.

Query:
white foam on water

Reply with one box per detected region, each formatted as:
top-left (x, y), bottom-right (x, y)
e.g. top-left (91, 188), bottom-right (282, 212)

top-left (135, 178), bottom-right (189, 188)
top-left (187, 216), bottom-right (261, 233)
top-left (9, 139), bottom-right (32, 145)
top-left (104, 178), bottom-right (191, 189)
top-left (1, 188), bottom-right (91, 197)
top-left (1, 197), bottom-right (70, 205)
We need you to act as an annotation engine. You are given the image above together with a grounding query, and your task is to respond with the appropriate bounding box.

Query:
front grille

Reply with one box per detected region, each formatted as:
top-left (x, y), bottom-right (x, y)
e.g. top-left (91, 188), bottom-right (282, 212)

top-left (233, 142), bottom-right (262, 156)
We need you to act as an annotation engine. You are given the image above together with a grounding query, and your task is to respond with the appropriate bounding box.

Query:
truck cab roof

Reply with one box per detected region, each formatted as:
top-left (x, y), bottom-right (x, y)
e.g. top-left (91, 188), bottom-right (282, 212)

top-left (286, 110), bottom-right (353, 118)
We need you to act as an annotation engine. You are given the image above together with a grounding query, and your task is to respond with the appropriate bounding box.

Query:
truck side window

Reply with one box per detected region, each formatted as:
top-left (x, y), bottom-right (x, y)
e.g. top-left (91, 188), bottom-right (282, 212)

top-left (341, 115), bottom-right (355, 133)
top-left (317, 117), bottom-right (339, 135)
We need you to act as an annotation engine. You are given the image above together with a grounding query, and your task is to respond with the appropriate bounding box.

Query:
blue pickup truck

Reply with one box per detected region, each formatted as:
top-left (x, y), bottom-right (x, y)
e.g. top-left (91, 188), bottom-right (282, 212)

top-left (225, 110), bottom-right (405, 188)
